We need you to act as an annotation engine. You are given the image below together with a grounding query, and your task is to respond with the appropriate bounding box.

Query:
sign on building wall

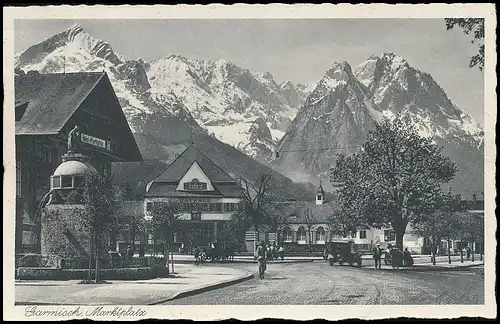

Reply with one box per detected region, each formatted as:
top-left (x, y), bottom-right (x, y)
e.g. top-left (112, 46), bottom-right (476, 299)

top-left (245, 231), bottom-right (258, 241)
top-left (81, 133), bottom-right (111, 151)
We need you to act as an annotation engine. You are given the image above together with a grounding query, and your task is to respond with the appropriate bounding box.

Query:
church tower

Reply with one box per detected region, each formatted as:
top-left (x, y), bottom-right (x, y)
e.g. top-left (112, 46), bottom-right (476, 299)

top-left (316, 181), bottom-right (325, 205)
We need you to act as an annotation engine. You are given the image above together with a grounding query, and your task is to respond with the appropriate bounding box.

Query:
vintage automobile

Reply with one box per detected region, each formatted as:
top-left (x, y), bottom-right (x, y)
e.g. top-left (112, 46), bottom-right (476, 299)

top-left (323, 238), bottom-right (363, 267)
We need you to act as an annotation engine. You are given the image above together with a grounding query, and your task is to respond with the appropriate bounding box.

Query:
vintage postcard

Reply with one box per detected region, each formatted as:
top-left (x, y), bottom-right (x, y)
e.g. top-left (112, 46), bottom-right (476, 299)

top-left (3, 3), bottom-right (497, 321)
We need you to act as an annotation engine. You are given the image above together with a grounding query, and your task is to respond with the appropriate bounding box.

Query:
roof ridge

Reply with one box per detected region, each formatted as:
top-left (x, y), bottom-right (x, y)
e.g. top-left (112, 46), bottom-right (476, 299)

top-left (190, 144), bottom-right (237, 181)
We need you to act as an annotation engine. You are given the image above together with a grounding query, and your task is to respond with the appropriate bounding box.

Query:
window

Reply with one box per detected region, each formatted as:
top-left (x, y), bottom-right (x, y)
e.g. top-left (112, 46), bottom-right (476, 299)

top-left (316, 227), bottom-right (325, 241)
top-left (210, 203), bottom-right (222, 212)
top-left (423, 237), bottom-right (431, 247)
top-left (61, 176), bottom-right (73, 188)
top-left (284, 229), bottom-right (293, 242)
top-left (384, 230), bottom-right (396, 242)
top-left (146, 202), bottom-right (154, 212)
top-left (184, 178), bottom-right (207, 191)
top-left (51, 176), bottom-right (61, 189)
top-left (359, 230), bottom-right (367, 239)
top-left (297, 227), bottom-right (307, 241)
top-left (317, 195), bottom-right (322, 200)
top-left (147, 232), bottom-right (154, 245)
top-left (351, 231), bottom-right (357, 238)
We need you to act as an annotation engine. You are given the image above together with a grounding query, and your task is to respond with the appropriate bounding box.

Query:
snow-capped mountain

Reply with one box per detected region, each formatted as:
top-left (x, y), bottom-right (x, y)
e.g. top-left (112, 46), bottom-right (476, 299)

top-left (14, 24), bottom-right (306, 161)
top-left (14, 24), bottom-right (199, 131)
top-left (273, 53), bottom-right (484, 195)
top-left (143, 55), bottom-right (306, 158)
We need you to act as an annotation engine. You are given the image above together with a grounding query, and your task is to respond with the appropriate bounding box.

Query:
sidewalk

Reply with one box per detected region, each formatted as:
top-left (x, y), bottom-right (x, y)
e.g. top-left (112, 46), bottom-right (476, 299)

top-left (15, 264), bottom-right (253, 305)
top-left (360, 259), bottom-right (484, 271)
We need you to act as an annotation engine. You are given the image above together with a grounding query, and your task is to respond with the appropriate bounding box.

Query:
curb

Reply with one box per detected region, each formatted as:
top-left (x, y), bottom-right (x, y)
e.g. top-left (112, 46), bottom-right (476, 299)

top-left (359, 263), bottom-right (483, 272)
top-left (148, 272), bottom-right (254, 305)
top-left (16, 272), bottom-right (255, 306)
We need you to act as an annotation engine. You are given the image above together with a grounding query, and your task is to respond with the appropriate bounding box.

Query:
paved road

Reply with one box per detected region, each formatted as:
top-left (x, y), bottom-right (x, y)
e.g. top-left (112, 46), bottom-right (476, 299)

top-left (162, 261), bottom-right (484, 305)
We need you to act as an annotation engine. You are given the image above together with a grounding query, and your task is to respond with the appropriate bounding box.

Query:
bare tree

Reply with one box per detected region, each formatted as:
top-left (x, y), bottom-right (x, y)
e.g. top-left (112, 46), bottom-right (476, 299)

top-left (263, 204), bottom-right (292, 245)
top-left (303, 206), bottom-right (317, 253)
top-left (238, 173), bottom-right (274, 239)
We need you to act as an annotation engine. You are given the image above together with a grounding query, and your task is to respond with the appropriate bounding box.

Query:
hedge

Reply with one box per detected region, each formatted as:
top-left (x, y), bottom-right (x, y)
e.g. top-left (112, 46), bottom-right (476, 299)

top-left (16, 267), bottom-right (169, 281)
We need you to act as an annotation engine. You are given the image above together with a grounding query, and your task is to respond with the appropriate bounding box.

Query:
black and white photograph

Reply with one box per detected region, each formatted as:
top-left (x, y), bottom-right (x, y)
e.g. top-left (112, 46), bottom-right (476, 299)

top-left (3, 3), bottom-right (496, 321)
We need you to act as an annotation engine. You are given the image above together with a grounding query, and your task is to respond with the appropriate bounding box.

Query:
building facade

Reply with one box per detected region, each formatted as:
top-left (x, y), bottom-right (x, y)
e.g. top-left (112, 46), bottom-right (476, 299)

top-left (14, 72), bottom-right (142, 253)
top-left (261, 185), bottom-right (484, 255)
top-left (143, 144), bottom-right (244, 251)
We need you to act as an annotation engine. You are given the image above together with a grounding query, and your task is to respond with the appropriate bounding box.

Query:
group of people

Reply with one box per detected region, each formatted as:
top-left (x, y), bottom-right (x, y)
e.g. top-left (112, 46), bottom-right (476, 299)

top-left (254, 241), bottom-right (285, 279)
top-left (372, 243), bottom-right (414, 269)
top-left (263, 243), bottom-right (285, 262)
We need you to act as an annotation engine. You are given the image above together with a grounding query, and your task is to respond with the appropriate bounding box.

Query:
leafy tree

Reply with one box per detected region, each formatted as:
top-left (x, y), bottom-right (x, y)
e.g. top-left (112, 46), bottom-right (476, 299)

top-left (445, 18), bottom-right (485, 70)
top-left (326, 209), bottom-right (360, 240)
top-left (331, 116), bottom-right (457, 250)
top-left (118, 181), bottom-right (137, 201)
top-left (149, 200), bottom-right (182, 273)
top-left (456, 209), bottom-right (484, 263)
top-left (413, 190), bottom-right (461, 265)
top-left (217, 211), bottom-right (251, 252)
top-left (113, 205), bottom-right (144, 250)
top-left (83, 173), bottom-right (117, 283)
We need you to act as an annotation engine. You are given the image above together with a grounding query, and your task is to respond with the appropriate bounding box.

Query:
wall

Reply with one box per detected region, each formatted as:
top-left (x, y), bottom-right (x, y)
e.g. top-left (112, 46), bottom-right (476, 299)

top-left (41, 204), bottom-right (109, 258)
top-left (176, 162), bottom-right (214, 191)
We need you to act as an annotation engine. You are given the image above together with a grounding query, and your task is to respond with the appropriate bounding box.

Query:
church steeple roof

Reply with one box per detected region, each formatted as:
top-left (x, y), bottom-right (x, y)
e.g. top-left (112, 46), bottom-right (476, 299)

top-left (317, 181), bottom-right (325, 196)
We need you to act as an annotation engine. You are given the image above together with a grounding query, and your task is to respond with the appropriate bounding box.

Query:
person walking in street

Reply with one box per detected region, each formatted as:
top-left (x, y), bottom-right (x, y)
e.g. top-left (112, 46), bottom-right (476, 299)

top-left (372, 244), bottom-right (382, 269)
top-left (193, 245), bottom-right (201, 265)
top-left (257, 241), bottom-right (267, 279)
top-left (466, 246), bottom-right (471, 261)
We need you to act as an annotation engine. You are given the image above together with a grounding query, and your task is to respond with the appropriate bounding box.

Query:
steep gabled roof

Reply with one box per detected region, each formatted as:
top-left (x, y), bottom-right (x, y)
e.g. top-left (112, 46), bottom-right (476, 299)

top-left (276, 200), bottom-right (339, 223)
top-left (154, 144), bottom-right (236, 183)
top-left (15, 72), bottom-right (105, 135)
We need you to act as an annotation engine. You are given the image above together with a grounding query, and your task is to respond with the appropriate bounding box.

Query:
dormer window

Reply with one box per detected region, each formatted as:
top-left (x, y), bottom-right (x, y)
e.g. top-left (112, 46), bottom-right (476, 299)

top-left (317, 194), bottom-right (322, 200)
top-left (184, 178), bottom-right (207, 191)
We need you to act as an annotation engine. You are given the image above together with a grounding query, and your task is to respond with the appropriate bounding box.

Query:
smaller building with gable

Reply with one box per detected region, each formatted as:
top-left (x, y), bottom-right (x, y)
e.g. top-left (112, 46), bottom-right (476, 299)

top-left (143, 144), bottom-right (244, 251)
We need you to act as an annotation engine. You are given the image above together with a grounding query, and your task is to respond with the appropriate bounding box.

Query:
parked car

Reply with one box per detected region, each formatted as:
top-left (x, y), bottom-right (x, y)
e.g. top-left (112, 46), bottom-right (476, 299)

top-left (324, 239), bottom-right (362, 267)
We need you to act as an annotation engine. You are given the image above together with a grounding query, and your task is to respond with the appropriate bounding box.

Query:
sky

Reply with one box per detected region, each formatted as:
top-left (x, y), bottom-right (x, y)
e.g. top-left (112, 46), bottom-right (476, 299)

top-left (14, 19), bottom-right (484, 125)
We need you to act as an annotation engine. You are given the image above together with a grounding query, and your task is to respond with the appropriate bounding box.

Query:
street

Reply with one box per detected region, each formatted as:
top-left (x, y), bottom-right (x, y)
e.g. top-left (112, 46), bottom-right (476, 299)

top-left (162, 261), bottom-right (484, 305)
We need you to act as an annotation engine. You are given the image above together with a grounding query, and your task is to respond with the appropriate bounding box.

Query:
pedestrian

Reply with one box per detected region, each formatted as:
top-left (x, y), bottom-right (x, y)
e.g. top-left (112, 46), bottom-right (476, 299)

top-left (126, 245), bottom-right (133, 261)
top-left (193, 245), bottom-right (201, 265)
top-left (466, 246), bottom-right (471, 261)
top-left (278, 245), bottom-right (285, 261)
top-left (403, 248), bottom-right (413, 267)
top-left (256, 241), bottom-right (267, 279)
top-left (372, 243), bottom-right (382, 269)
top-left (391, 247), bottom-right (403, 269)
